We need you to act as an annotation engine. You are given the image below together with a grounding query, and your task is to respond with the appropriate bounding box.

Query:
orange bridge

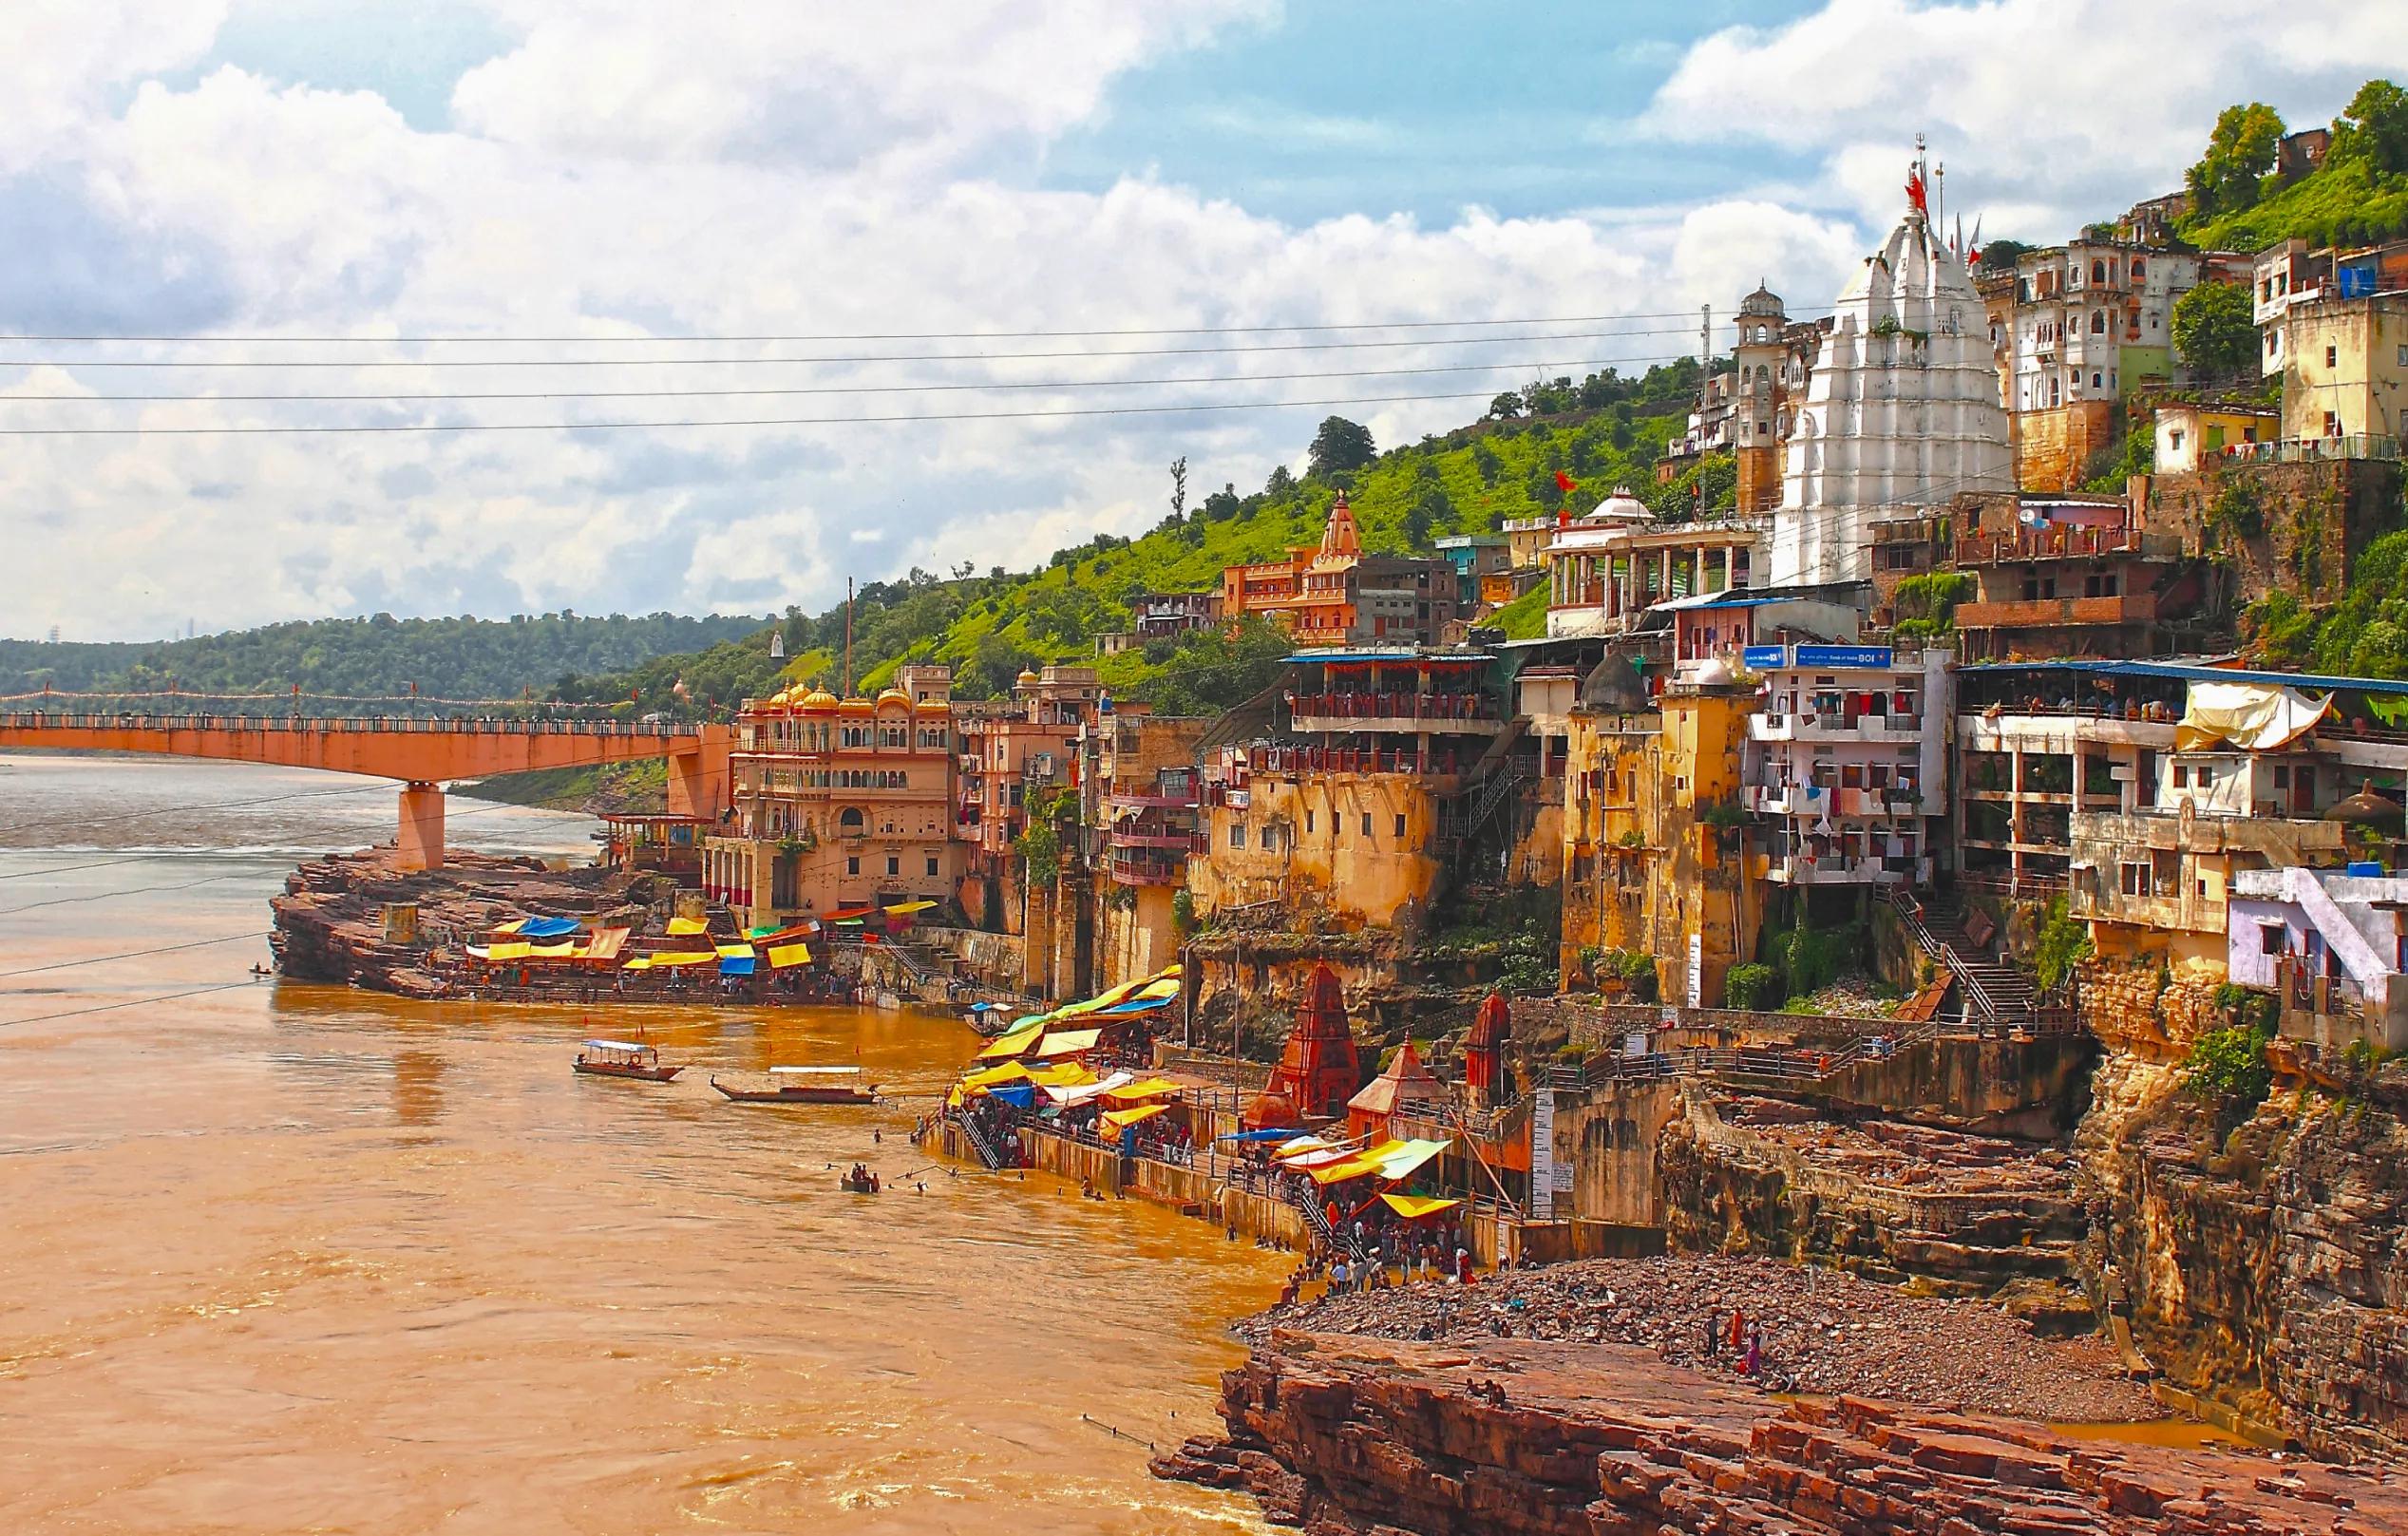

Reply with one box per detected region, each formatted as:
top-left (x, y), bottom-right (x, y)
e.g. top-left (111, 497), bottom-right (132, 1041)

top-left (0, 711), bottom-right (731, 870)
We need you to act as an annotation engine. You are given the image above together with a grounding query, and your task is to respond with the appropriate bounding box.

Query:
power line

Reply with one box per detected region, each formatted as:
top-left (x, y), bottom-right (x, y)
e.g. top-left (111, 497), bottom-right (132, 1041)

top-left (0, 308), bottom-right (1835, 346)
top-left (0, 326), bottom-right (1728, 370)
top-left (0, 931), bottom-right (271, 978)
top-left (0, 855), bottom-right (155, 882)
top-left (0, 352), bottom-right (1689, 406)
top-left (0, 979), bottom-right (266, 1030)
top-left (0, 870), bottom-right (243, 916)
top-left (0, 387), bottom-right (1617, 437)
top-left (0, 780), bottom-right (390, 838)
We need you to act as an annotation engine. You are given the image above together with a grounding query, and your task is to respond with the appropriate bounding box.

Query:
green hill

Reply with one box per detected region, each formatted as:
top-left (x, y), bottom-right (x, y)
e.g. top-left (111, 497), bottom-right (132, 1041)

top-left (549, 374), bottom-right (1702, 721)
top-left (2181, 80), bottom-right (2408, 252)
top-left (1, 611), bottom-right (768, 710)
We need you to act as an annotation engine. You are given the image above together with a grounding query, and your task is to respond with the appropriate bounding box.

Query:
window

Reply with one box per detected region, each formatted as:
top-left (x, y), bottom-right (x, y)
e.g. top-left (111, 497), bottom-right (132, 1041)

top-left (2092, 371), bottom-right (2103, 389)
top-left (2091, 259), bottom-right (2107, 283)
top-left (2325, 411), bottom-right (2342, 437)
top-left (2170, 428), bottom-right (2186, 451)
top-left (1360, 812), bottom-right (1374, 838)
top-left (2260, 922), bottom-right (2286, 957)
top-left (2327, 344), bottom-right (2340, 369)
top-left (840, 806), bottom-right (864, 833)
top-left (1394, 813), bottom-right (1408, 837)
top-left (2090, 311), bottom-right (2106, 334)
top-left (926, 856), bottom-right (940, 877)
top-left (886, 856), bottom-right (900, 876)
top-left (2119, 861), bottom-right (2149, 897)
top-left (846, 856), bottom-right (861, 876)
top-left (1304, 810), bottom-right (1314, 834)
top-left (1229, 824), bottom-right (1247, 849)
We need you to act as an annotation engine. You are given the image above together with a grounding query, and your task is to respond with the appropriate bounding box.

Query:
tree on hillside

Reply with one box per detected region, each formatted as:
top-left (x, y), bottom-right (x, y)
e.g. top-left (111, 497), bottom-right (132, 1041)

top-left (2331, 79), bottom-right (2408, 178)
top-left (1977, 239), bottom-right (2032, 274)
top-left (1201, 483), bottom-right (1242, 522)
top-left (1265, 464), bottom-right (1297, 498)
top-left (1167, 456), bottom-right (1188, 522)
top-left (1486, 391), bottom-right (1524, 421)
top-left (2171, 281), bottom-right (2257, 377)
top-left (2185, 102), bottom-right (2285, 218)
top-left (1307, 416), bottom-right (1376, 478)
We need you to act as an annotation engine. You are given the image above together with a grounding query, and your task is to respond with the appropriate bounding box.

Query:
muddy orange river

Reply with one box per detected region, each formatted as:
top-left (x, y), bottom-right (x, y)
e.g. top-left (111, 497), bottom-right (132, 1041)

top-left (0, 755), bottom-right (1284, 1533)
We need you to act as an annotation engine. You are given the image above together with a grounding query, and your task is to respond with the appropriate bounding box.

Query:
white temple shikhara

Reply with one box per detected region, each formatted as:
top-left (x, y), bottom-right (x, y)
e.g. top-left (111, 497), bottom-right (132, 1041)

top-left (1770, 140), bottom-right (2013, 588)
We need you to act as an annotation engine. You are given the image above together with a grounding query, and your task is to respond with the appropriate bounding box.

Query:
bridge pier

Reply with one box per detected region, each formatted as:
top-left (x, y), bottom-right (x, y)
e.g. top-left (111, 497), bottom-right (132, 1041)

top-left (397, 781), bottom-right (446, 871)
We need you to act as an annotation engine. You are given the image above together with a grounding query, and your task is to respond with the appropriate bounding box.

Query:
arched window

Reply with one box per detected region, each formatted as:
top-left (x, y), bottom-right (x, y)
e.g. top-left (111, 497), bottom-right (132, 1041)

top-left (1755, 364), bottom-right (1771, 386)
top-left (2131, 258), bottom-right (2146, 281)
top-left (840, 806), bottom-right (865, 834)
top-left (2090, 259), bottom-right (2106, 284)
top-left (2091, 311), bottom-right (2106, 334)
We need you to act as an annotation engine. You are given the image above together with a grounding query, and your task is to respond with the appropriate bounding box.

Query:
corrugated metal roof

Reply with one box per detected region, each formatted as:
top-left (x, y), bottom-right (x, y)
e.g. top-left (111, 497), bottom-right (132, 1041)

top-left (1956, 658), bottom-right (2408, 697)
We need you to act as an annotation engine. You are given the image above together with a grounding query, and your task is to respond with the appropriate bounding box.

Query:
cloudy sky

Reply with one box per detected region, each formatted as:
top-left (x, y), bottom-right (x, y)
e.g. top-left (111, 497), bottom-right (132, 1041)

top-left (9, 0), bottom-right (2407, 641)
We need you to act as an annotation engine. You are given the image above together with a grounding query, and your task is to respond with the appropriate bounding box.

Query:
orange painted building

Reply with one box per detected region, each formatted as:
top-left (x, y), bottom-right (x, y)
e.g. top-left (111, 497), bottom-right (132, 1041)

top-left (956, 664), bottom-right (1107, 930)
top-left (1219, 490), bottom-right (1455, 646)
top-left (704, 664), bottom-right (959, 926)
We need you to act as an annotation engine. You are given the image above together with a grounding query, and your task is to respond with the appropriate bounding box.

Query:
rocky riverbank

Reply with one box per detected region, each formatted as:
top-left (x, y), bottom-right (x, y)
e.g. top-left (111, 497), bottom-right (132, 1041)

top-left (1156, 1327), bottom-right (2408, 1535)
top-left (1242, 1255), bottom-right (2159, 1423)
top-left (270, 847), bottom-right (667, 996)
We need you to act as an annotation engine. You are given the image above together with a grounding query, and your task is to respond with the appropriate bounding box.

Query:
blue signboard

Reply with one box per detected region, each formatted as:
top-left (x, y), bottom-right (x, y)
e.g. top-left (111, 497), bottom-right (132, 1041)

top-left (1793, 644), bottom-right (1894, 670)
top-left (1742, 645), bottom-right (1788, 670)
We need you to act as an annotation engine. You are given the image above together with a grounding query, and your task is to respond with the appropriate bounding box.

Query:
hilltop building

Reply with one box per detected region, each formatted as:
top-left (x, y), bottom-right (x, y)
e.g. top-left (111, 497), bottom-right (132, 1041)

top-left (1773, 154), bottom-right (2013, 588)
top-left (1541, 486), bottom-right (1768, 640)
top-left (1219, 490), bottom-right (1456, 646)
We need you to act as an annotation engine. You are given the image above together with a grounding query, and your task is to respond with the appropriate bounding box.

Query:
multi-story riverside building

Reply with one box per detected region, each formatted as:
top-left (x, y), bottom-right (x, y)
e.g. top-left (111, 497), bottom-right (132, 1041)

top-left (702, 664), bottom-right (960, 926)
top-left (1743, 643), bottom-right (1952, 887)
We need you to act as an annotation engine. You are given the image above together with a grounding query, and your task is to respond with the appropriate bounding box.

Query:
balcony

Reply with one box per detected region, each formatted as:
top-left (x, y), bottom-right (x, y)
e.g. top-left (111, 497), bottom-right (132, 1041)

top-left (1955, 527), bottom-right (2178, 564)
top-left (1750, 711), bottom-right (1925, 744)
top-left (1107, 828), bottom-right (1206, 851)
top-left (1285, 691), bottom-right (1506, 736)
top-left (1108, 849), bottom-right (1193, 887)
top-left (1767, 854), bottom-right (1926, 885)
top-left (1955, 592), bottom-right (2160, 630)
top-left (1106, 789), bottom-right (1200, 811)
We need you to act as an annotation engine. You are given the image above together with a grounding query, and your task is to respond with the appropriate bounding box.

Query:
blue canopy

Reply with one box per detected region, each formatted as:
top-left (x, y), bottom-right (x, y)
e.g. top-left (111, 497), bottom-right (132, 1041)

top-left (1219, 1128), bottom-right (1306, 1143)
top-left (717, 956), bottom-right (757, 976)
top-left (516, 916), bottom-right (582, 939)
top-left (1101, 996), bottom-right (1174, 1015)
top-left (989, 1083), bottom-right (1037, 1109)
top-left (969, 1001), bottom-right (1008, 1012)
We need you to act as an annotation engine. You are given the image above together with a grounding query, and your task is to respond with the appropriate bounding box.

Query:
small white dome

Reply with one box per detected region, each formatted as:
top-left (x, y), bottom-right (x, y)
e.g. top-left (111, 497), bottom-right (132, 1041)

top-left (1691, 656), bottom-right (1735, 688)
top-left (1588, 485), bottom-right (1653, 524)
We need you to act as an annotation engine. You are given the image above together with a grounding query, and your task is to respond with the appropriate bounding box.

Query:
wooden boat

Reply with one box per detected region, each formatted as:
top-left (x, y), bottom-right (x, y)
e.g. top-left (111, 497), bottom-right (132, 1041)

top-left (574, 1039), bottom-right (683, 1082)
top-left (710, 1066), bottom-right (879, 1106)
top-left (839, 1172), bottom-right (881, 1194)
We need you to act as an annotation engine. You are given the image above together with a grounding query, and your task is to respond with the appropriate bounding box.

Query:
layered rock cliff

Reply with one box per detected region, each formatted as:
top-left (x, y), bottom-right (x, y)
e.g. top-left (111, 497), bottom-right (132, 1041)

top-left (2076, 1053), bottom-right (2408, 1462)
top-left (1158, 1329), bottom-right (2408, 1535)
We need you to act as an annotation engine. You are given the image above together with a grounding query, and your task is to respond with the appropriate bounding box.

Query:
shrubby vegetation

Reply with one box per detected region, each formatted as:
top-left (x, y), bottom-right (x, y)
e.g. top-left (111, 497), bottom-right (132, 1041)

top-left (2183, 80), bottom-right (2408, 250)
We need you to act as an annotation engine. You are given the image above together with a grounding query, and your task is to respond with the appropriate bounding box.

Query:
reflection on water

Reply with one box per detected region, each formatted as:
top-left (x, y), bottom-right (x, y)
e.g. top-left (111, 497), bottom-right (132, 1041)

top-left (0, 756), bottom-right (1283, 1534)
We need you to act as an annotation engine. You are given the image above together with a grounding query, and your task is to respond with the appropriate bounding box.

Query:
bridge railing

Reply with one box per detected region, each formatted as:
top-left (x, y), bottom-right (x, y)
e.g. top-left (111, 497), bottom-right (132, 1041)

top-left (0, 711), bottom-right (690, 739)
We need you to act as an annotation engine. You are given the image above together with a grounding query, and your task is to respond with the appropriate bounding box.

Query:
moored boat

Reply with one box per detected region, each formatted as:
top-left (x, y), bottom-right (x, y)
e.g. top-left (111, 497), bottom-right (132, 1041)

top-left (710, 1066), bottom-right (879, 1105)
top-left (574, 1039), bottom-right (682, 1082)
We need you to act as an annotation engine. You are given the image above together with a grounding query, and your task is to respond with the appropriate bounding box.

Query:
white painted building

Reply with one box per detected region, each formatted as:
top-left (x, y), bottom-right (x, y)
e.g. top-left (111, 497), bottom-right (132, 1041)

top-left (1772, 156), bottom-right (2013, 588)
top-left (1744, 644), bottom-right (1953, 885)
top-left (1541, 486), bottom-right (1768, 640)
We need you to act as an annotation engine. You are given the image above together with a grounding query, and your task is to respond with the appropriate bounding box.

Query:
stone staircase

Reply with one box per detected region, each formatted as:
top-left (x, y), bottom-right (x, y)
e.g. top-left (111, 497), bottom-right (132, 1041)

top-left (1886, 887), bottom-right (2043, 1032)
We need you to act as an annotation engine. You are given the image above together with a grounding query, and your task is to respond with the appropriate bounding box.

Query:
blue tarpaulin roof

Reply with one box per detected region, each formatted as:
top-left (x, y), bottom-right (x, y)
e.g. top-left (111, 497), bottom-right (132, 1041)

top-left (1219, 1128), bottom-right (1307, 1142)
top-left (989, 1083), bottom-right (1037, 1109)
top-left (1957, 659), bottom-right (2408, 698)
top-left (514, 916), bottom-right (582, 938)
top-left (717, 956), bottom-right (757, 976)
top-left (1100, 996), bottom-right (1175, 1015)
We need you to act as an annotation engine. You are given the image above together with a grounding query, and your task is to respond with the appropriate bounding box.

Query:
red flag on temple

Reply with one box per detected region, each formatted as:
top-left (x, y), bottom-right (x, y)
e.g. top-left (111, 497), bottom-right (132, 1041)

top-left (1554, 470), bottom-right (1577, 495)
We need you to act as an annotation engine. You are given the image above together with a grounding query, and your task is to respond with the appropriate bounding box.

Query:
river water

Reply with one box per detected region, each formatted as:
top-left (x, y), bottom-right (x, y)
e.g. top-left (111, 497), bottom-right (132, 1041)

top-left (0, 754), bottom-right (1285, 1534)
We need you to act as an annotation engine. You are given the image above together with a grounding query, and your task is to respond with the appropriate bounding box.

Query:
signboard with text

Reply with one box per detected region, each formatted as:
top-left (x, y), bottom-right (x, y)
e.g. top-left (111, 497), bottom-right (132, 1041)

top-left (1792, 644), bottom-right (1894, 670)
top-left (1742, 645), bottom-right (1787, 670)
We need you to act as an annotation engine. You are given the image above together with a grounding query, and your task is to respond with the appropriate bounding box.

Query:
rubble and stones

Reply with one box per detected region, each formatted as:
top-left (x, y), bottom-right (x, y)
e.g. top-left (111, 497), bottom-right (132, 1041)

top-left (1242, 1254), bottom-right (2160, 1424)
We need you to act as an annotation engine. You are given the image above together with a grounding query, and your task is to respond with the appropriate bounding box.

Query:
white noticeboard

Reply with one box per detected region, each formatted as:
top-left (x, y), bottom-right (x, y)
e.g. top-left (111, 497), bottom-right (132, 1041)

top-left (1687, 932), bottom-right (1703, 1008)
top-left (1529, 1086), bottom-right (1556, 1221)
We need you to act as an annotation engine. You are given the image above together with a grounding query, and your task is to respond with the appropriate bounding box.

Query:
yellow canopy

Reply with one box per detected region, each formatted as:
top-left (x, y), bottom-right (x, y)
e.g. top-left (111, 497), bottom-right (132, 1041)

top-left (485, 940), bottom-right (533, 961)
top-left (714, 943), bottom-right (757, 960)
top-left (1025, 1062), bottom-right (1099, 1089)
top-left (976, 1024), bottom-right (1047, 1061)
top-left (1129, 977), bottom-right (1183, 1002)
top-left (527, 941), bottom-right (578, 958)
top-left (1033, 1028), bottom-right (1102, 1059)
top-left (1306, 1137), bottom-right (1451, 1185)
top-left (767, 942), bottom-right (812, 969)
top-left (667, 917), bottom-right (710, 936)
top-left (945, 1086), bottom-right (965, 1109)
top-left (882, 900), bottom-right (938, 915)
top-left (1102, 1077), bottom-right (1183, 1104)
top-left (649, 950), bottom-right (718, 967)
top-left (960, 1062), bottom-right (1032, 1091)
top-left (1380, 1193), bottom-right (1462, 1221)
top-left (620, 957), bottom-right (653, 971)
top-left (1101, 1104), bottom-right (1170, 1131)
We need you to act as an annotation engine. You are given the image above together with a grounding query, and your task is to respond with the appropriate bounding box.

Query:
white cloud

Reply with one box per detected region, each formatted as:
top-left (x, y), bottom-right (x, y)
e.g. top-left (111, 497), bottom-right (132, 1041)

top-left (18, 0), bottom-right (2404, 642)
top-left (1646, 0), bottom-right (2408, 239)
